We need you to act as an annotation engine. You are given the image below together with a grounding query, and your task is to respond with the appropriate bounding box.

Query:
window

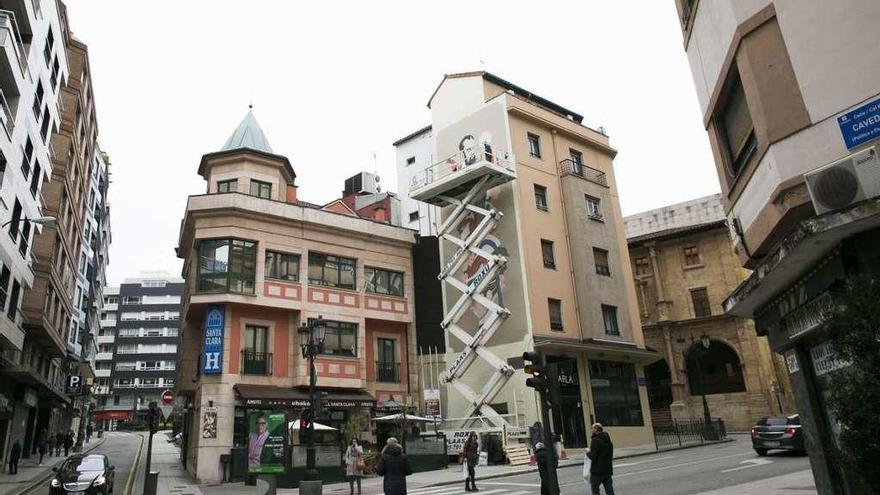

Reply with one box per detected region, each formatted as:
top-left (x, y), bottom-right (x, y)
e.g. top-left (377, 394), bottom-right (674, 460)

top-left (249, 179), bottom-right (272, 199)
top-left (534, 185), bottom-right (548, 211)
top-left (21, 138), bottom-right (33, 179)
top-left (265, 251), bottom-right (300, 282)
top-left (541, 240), bottom-right (555, 269)
top-left (585, 195), bottom-right (602, 221)
top-left (217, 179), bottom-right (237, 193)
top-left (602, 305), bottom-right (619, 336)
top-left (690, 288), bottom-right (711, 318)
top-left (197, 238), bottom-right (257, 294)
top-left (405, 156), bottom-right (416, 166)
top-left (40, 108), bottom-right (50, 142)
top-left (527, 133), bottom-right (541, 158)
top-left (319, 320), bottom-right (357, 357)
top-left (569, 149), bottom-right (584, 174)
top-left (18, 219), bottom-right (30, 257)
top-left (105, 296), bottom-right (118, 304)
top-left (244, 325), bottom-right (268, 354)
top-left (590, 361), bottom-right (644, 426)
top-left (593, 248), bottom-right (610, 276)
top-left (0, 265), bottom-right (9, 311)
top-left (122, 296), bottom-right (141, 305)
top-left (376, 338), bottom-right (398, 382)
top-left (8, 199), bottom-right (22, 240)
top-left (115, 362), bottom-right (136, 371)
top-left (408, 211), bottom-right (419, 223)
top-left (548, 298), bottom-right (563, 331)
top-left (32, 82), bottom-right (43, 119)
top-left (141, 295), bottom-right (181, 304)
top-left (308, 253), bottom-right (356, 290)
top-left (683, 246), bottom-right (701, 266)
top-left (141, 280), bottom-right (167, 288)
top-left (242, 326), bottom-right (270, 374)
top-left (718, 71), bottom-right (756, 177)
top-left (365, 267), bottom-right (404, 297)
top-left (29, 161), bottom-right (40, 196)
top-left (51, 58), bottom-right (59, 89)
top-left (634, 257), bottom-right (651, 276)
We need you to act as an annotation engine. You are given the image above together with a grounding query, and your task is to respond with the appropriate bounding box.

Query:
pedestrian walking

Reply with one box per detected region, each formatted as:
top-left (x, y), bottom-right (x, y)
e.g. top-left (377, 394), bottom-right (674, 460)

top-left (586, 423), bottom-right (615, 495)
top-left (375, 437), bottom-right (412, 495)
top-left (63, 430), bottom-right (74, 457)
top-left (86, 423), bottom-right (93, 443)
top-left (535, 442), bottom-right (559, 495)
top-left (344, 438), bottom-right (364, 495)
top-left (37, 435), bottom-right (48, 465)
top-left (8, 440), bottom-right (21, 474)
top-left (461, 431), bottom-right (479, 492)
top-left (54, 432), bottom-right (63, 456)
top-left (47, 432), bottom-right (56, 458)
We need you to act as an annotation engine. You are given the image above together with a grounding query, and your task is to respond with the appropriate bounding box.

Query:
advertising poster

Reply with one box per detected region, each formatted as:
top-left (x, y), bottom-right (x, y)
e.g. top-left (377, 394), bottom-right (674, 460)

top-left (423, 389), bottom-right (441, 420)
top-left (247, 410), bottom-right (286, 473)
top-left (202, 406), bottom-right (217, 439)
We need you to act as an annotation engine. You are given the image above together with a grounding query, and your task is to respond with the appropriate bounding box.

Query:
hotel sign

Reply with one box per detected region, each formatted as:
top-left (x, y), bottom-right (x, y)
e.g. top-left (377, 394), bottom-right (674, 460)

top-left (202, 306), bottom-right (225, 375)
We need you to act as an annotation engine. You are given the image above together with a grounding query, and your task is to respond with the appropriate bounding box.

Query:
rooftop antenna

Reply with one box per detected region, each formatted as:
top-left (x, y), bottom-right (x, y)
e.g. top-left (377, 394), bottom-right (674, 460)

top-left (372, 152), bottom-right (382, 193)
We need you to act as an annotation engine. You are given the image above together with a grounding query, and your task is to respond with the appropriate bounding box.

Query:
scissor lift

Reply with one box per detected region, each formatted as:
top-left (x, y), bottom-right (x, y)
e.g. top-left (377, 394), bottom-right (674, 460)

top-left (411, 146), bottom-right (516, 427)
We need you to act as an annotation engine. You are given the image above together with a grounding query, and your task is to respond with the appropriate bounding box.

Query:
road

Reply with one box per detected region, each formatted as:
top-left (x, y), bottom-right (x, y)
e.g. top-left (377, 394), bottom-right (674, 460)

top-left (32, 431), bottom-right (143, 495)
top-left (411, 436), bottom-right (812, 495)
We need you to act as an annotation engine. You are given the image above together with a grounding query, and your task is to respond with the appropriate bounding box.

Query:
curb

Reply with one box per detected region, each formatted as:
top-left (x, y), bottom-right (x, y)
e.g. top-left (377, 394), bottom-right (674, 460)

top-left (15, 437), bottom-right (108, 495)
top-left (124, 433), bottom-right (146, 495)
top-left (422, 438), bottom-right (735, 488)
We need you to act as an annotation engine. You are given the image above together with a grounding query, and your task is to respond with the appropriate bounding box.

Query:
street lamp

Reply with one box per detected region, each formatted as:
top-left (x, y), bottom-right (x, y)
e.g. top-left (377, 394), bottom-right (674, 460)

top-left (0, 215), bottom-right (56, 228)
top-left (677, 335), bottom-right (713, 429)
top-left (298, 316), bottom-right (326, 482)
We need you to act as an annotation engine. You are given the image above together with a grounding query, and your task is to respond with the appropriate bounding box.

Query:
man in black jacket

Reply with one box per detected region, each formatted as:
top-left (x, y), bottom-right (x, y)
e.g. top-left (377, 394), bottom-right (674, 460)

top-left (586, 423), bottom-right (615, 495)
top-left (376, 437), bottom-right (412, 495)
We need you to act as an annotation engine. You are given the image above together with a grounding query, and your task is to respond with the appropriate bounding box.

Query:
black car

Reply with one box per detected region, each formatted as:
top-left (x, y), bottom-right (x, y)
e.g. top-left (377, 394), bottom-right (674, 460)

top-left (751, 414), bottom-right (806, 455)
top-left (49, 454), bottom-right (115, 495)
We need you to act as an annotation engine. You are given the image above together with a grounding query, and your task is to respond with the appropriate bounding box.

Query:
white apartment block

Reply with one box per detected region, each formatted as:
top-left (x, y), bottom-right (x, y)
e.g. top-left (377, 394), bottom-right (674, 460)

top-left (393, 125), bottom-right (438, 236)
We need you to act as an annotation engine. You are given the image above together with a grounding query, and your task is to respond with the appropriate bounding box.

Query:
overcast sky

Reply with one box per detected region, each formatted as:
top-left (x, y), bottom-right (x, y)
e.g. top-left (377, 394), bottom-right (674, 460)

top-left (64, 0), bottom-right (718, 286)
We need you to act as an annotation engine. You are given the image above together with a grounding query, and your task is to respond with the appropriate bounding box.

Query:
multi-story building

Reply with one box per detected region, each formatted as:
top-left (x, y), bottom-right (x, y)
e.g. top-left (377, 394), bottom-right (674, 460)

top-left (0, 0), bottom-right (72, 461)
top-left (625, 194), bottom-right (794, 431)
top-left (105, 275), bottom-right (183, 420)
top-left (91, 284), bottom-right (116, 428)
top-left (394, 125), bottom-right (437, 236)
top-left (176, 110), bottom-right (418, 483)
top-left (674, 1), bottom-right (880, 492)
top-left (408, 71), bottom-right (659, 449)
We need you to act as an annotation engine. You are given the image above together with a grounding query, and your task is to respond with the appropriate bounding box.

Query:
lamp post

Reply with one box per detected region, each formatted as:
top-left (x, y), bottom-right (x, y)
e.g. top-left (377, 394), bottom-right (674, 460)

top-left (298, 316), bottom-right (326, 482)
top-left (0, 215), bottom-right (56, 229)
top-left (677, 335), bottom-right (713, 429)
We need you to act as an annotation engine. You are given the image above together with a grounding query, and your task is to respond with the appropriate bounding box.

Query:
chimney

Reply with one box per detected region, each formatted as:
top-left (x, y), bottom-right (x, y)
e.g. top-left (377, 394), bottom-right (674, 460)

top-left (286, 184), bottom-right (298, 204)
top-left (373, 204), bottom-right (387, 223)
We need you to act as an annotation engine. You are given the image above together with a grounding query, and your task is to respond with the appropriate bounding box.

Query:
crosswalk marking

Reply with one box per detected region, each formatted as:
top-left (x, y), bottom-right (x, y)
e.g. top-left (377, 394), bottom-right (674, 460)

top-left (409, 488), bottom-right (513, 495)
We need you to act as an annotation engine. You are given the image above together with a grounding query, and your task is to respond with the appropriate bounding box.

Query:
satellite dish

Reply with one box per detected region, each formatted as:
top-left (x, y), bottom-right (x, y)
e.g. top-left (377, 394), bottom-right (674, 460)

top-left (375, 175), bottom-right (381, 182)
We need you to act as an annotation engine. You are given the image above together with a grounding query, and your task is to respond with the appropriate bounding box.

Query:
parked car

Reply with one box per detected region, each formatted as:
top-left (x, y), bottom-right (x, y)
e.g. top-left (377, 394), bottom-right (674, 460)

top-left (751, 414), bottom-right (806, 456)
top-left (49, 453), bottom-right (115, 495)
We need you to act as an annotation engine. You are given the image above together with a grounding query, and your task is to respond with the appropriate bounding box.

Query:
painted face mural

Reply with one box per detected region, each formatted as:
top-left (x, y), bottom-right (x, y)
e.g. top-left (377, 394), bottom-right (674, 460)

top-left (456, 190), bottom-right (507, 320)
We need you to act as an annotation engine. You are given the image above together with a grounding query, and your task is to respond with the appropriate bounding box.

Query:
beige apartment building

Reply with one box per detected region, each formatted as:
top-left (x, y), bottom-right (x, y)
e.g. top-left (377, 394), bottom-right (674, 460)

top-left (625, 194), bottom-right (794, 432)
top-left (674, 1), bottom-right (880, 492)
top-left (176, 111), bottom-right (418, 484)
top-left (411, 72), bottom-right (660, 449)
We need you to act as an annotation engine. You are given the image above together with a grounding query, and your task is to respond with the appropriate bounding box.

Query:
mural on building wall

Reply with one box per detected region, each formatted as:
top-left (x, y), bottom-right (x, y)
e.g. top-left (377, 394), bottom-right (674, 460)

top-left (202, 406), bottom-right (218, 439)
top-left (435, 101), bottom-right (528, 350)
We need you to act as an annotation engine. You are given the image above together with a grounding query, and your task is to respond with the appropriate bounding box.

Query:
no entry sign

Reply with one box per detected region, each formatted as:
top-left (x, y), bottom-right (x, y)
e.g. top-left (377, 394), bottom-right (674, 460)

top-left (161, 389), bottom-right (175, 405)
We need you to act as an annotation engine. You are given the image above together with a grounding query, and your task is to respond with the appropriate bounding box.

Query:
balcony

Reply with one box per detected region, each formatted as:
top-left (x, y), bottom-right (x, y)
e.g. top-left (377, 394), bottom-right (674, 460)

top-left (558, 159), bottom-right (608, 187)
top-left (376, 361), bottom-right (400, 383)
top-left (95, 369), bottom-right (111, 378)
top-left (96, 335), bottom-right (115, 344)
top-left (410, 148), bottom-right (516, 207)
top-left (0, 88), bottom-right (13, 138)
top-left (240, 351), bottom-right (272, 375)
top-left (96, 352), bottom-right (113, 361)
top-left (0, 10), bottom-right (27, 76)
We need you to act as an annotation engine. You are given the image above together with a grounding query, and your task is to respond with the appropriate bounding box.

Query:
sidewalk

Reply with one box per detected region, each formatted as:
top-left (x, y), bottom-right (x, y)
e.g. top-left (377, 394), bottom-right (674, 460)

top-left (134, 432), bottom-right (204, 495)
top-left (693, 469), bottom-right (817, 495)
top-left (197, 438), bottom-right (732, 495)
top-left (0, 437), bottom-right (107, 495)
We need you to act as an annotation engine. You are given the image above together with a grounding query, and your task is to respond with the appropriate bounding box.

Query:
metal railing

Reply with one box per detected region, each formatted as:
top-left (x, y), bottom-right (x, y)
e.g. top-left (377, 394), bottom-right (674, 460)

top-left (376, 361), bottom-right (400, 382)
top-left (0, 10), bottom-right (28, 75)
top-left (0, 89), bottom-right (14, 137)
top-left (558, 159), bottom-right (608, 187)
top-left (241, 351), bottom-right (272, 375)
top-left (410, 148), bottom-right (515, 193)
top-left (596, 264), bottom-right (611, 276)
top-left (653, 418), bottom-right (727, 450)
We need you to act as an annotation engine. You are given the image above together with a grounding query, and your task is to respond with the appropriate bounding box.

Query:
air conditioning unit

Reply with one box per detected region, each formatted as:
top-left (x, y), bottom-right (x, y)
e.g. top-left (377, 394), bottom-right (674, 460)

top-left (804, 146), bottom-right (880, 215)
top-left (343, 172), bottom-right (379, 196)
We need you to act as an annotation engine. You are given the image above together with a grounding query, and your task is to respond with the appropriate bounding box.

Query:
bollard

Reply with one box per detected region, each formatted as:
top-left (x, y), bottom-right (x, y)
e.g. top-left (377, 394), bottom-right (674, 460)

top-left (255, 474), bottom-right (277, 495)
top-left (143, 471), bottom-right (159, 495)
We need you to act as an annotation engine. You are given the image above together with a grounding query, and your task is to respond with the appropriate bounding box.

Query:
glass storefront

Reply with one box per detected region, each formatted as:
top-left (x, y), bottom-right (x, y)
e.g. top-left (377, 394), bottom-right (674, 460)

top-left (548, 357), bottom-right (587, 448)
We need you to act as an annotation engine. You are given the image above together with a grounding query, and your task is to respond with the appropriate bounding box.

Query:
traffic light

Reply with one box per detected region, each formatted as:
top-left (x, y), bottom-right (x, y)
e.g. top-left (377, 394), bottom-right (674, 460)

top-left (522, 352), bottom-right (560, 408)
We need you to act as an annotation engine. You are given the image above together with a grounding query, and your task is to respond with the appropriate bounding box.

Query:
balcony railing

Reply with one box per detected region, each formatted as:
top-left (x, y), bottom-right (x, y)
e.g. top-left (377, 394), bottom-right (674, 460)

top-left (0, 10), bottom-right (28, 75)
top-left (241, 351), bottom-right (272, 375)
top-left (376, 361), bottom-right (400, 383)
top-left (558, 159), bottom-right (608, 187)
top-left (410, 147), bottom-right (515, 193)
top-left (0, 89), bottom-right (13, 137)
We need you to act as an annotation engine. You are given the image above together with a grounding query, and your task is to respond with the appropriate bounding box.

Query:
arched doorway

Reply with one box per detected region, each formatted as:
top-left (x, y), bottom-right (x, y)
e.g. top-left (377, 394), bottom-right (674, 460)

top-left (686, 340), bottom-right (746, 396)
top-left (644, 359), bottom-right (674, 426)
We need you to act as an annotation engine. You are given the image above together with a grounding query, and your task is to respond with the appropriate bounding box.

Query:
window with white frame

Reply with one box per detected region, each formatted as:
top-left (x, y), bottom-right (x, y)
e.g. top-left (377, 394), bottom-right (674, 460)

top-left (585, 195), bottom-right (603, 220)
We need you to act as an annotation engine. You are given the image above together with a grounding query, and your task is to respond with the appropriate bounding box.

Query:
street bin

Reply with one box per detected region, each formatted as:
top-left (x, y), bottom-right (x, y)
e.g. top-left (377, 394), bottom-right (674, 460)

top-left (144, 471), bottom-right (159, 495)
top-left (219, 454), bottom-right (230, 482)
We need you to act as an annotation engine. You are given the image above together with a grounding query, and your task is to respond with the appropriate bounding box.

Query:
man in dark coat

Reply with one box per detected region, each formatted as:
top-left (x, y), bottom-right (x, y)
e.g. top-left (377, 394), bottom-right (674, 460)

top-left (63, 431), bottom-right (74, 457)
top-left (8, 440), bottom-right (21, 474)
top-left (586, 423), bottom-right (615, 495)
top-left (535, 442), bottom-right (559, 495)
top-left (376, 437), bottom-right (412, 495)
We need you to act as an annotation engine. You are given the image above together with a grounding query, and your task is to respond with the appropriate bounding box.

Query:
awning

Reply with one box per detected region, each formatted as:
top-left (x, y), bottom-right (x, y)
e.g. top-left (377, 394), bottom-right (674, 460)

top-left (234, 384), bottom-right (374, 408)
top-left (92, 410), bottom-right (132, 421)
top-left (2, 364), bottom-right (71, 405)
top-left (533, 336), bottom-right (662, 365)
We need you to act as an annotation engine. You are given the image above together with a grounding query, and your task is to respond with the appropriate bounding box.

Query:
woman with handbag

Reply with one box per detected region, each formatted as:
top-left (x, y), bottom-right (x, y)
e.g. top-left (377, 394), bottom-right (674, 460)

top-left (461, 431), bottom-right (480, 492)
top-left (344, 438), bottom-right (365, 495)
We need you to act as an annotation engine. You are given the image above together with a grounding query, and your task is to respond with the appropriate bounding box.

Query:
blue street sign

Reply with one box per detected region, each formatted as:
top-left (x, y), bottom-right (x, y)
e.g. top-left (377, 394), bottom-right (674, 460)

top-left (203, 306), bottom-right (225, 374)
top-left (838, 98), bottom-right (880, 150)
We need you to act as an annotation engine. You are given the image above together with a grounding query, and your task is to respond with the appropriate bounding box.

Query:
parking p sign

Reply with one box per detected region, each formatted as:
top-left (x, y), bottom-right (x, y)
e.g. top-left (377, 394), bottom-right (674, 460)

top-left (65, 375), bottom-right (83, 396)
top-left (202, 306), bottom-right (225, 374)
